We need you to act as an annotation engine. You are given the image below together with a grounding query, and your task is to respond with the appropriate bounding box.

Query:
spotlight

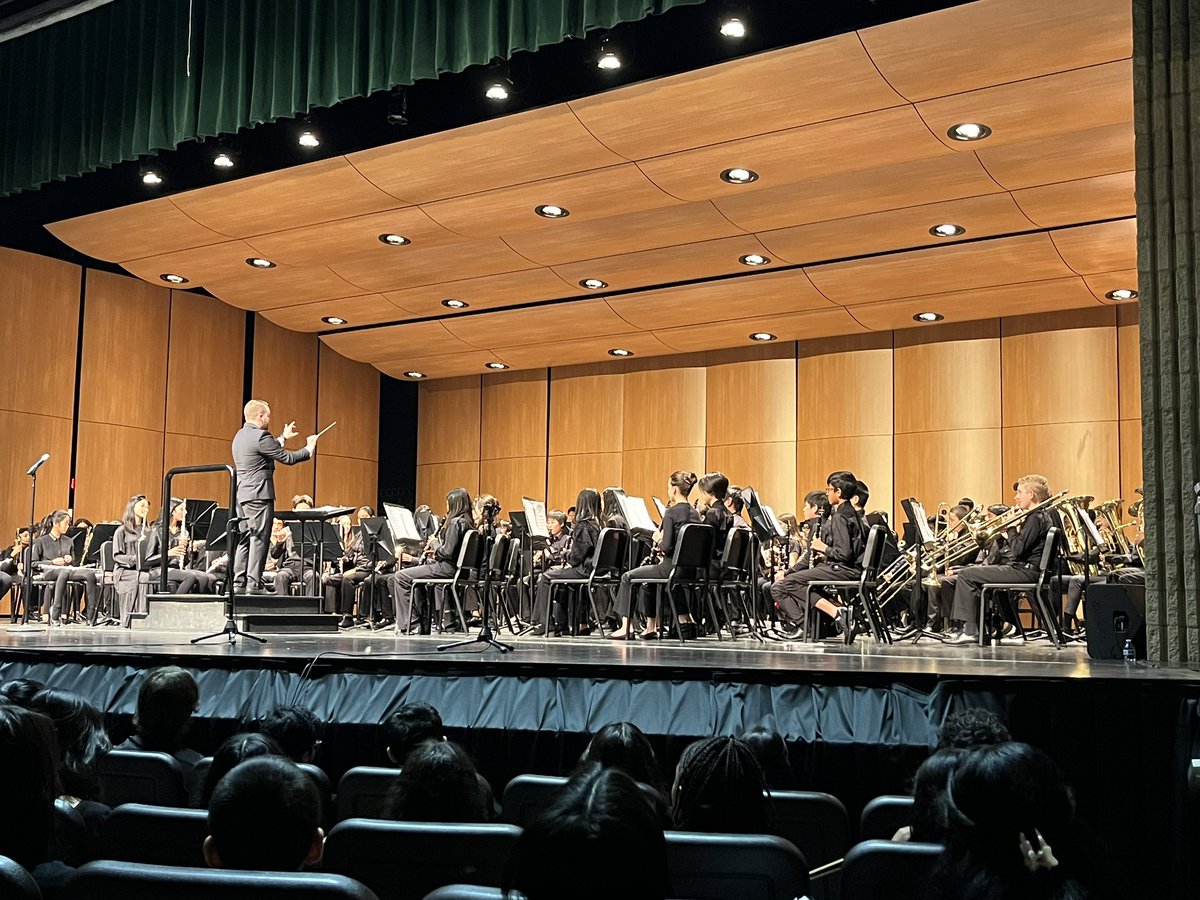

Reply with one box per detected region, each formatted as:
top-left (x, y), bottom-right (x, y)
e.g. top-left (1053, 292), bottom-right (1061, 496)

top-left (914, 312), bottom-right (944, 322)
top-left (580, 278), bottom-right (608, 290)
top-left (485, 362), bottom-right (509, 370)
top-left (404, 371), bottom-right (427, 379)
top-left (485, 82), bottom-right (511, 100)
top-left (535, 204), bottom-right (570, 219)
top-left (1105, 289), bottom-right (1138, 301)
top-left (441, 299), bottom-right (469, 309)
top-left (212, 151), bottom-right (235, 169)
top-left (720, 17), bottom-right (746, 37)
top-left (484, 59), bottom-right (514, 101)
top-left (947, 122), bottom-right (992, 142)
top-left (298, 130), bottom-right (320, 148)
top-left (246, 257), bottom-right (276, 269)
top-left (749, 332), bottom-right (776, 342)
top-left (140, 165), bottom-right (163, 186)
top-left (596, 35), bottom-right (622, 70)
top-left (739, 253), bottom-right (770, 266)
top-left (608, 348), bottom-right (633, 357)
top-left (379, 233), bottom-right (411, 246)
top-left (159, 273), bottom-right (188, 284)
top-left (386, 88), bottom-right (409, 125)
top-left (321, 316), bottom-right (348, 325)
top-left (930, 223), bottom-right (966, 237)
top-left (720, 167), bottom-right (759, 184)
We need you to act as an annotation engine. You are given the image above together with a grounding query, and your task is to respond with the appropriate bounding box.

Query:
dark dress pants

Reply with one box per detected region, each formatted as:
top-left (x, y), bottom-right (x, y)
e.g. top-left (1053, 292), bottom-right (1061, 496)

top-left (768, 563), bottom-right (858, 629)
top-left (532, 565), bottom-right (589, 627)
top-left (37, 567), bottom-right (98, 621)
top-left (613, 561), bottom-right (673, 621)
top-left (951, 564), bottom-right (1037, 636)
top-left (390, 561), bottom-right (455, 629)
top-left (232, 499), bottom-right (273, 590)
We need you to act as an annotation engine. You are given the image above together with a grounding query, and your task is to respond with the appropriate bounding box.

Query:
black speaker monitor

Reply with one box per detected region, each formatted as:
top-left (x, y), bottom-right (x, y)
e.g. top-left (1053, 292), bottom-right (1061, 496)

top-left (1085, 583), bottom-right (1146, 660)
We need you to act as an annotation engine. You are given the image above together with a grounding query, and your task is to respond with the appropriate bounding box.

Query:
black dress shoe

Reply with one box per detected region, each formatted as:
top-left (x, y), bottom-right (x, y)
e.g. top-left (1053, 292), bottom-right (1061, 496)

top-left (337, 615), bottom-right (353, 629)
top-left (678, 623), bottom-right (698, 640)
top-left (528, 623), bottom-right (547, 636)
top-left (637, 630), bottom-right (660, 640)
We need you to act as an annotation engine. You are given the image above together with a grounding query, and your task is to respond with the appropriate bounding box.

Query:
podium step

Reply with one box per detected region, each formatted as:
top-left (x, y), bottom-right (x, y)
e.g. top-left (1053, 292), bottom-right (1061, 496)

top-left (141, 593), bottom-right (335, 634)
top-left (241, 613), bottom-right (338, 634)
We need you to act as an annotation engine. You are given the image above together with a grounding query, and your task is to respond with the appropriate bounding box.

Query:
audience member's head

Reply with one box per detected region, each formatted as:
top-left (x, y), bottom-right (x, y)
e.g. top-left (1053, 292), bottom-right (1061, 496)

top-left (740, 726), bottom-right (795, 790)
top-left (671, 736), bottom-right (771, 834)
top-left (938, 708), bottom-right (1011, 750)
top-left (0, 677), bottom-right (45, 707)
top-left (909, 748), bottom-right (969, 843)
top-left (29, 687), bottom-right (111, 802)
top-left (385, 740), bottom-right (489, 823)
top-left (382, 702), bottom-right (443, 765)
top-left (259, 705), bottom-right (321, 763)
top-left (0, 705), bottom-right (59, 870)
top-left (204, 757), bottom-right (323, 871)
top-left (506, 765), bottom-right (670, 900)
top-left (133, 666), bottom-right (200, 752)
top-left (201, 732), bottom-right (284, 807)
top-left (578, 722), bottom-right (662, 791)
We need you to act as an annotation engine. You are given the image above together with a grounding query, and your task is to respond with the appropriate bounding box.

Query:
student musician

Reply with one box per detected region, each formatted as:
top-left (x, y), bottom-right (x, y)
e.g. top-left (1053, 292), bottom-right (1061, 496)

top-left (162, 498), bottom-right (216, 594)
top-left (724, 486), bottom-right (753, 531)
top-left (111, 497), bottom-right (157, 626)
top-left (0, 526), bottom-right (31, 606)
top-left (31, 510), bottom-right (98, 626)
top-left (529, 489), bottom-right (602, 636)
top-left (516, 510), bottom-right (571, 623)
top-left (389, 488), bottom-right (474, 633)
top-left (326, 505), bottom-right (379, 629)
top-left (268, 518), bottom-right (319, 597)
top-left (777, 514), bottom-right (803, 569)
top-left (769, 472), bottom-right (865, 638)
top-left (608, 471), bottom-right (701, 641)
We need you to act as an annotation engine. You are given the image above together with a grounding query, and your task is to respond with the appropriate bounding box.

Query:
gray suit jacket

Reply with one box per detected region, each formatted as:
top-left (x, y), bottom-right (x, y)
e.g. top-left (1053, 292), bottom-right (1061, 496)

top-left (232, 422), bottom-right (311, 503)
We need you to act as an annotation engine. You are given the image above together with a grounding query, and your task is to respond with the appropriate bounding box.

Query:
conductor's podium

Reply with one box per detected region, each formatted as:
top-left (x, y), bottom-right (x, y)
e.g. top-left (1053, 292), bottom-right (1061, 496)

top-left (138, 592), bottom-right (336, 634)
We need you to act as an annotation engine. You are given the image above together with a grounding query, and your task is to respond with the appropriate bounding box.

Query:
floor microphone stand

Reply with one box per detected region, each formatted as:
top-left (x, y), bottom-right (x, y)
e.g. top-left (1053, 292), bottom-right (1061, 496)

top-left (440, 506), bottom-right (513, 654)
top-left (19, 456), bottom-right (43, 626)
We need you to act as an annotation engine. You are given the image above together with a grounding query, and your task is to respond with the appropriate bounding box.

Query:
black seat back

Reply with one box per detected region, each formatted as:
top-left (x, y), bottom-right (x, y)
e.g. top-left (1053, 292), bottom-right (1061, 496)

top-left (500, 773), bottom-right (568, 826)
top-left (860, 525), bottom-right (887, 587)
top-left (98, 749), bottom-right (187, 807)
top-left (768, 790), bottom-right (850, 868)
top-left (335, 766), bottom-right (397, 822)
top-left (670, 524), bottom-right (715, 573)
top-left (67, 860), bottom-right (380, 900)
top-left (664, 831), bottom-right (810, 900)
top-left (0, 855), bottom-right (39, 900)
top-left (99, 803), bottom-right (208, 867)
top-left (719, 526), bottom-right (752, 582)
top-left (859, 794), bottom-right (914, 840)
top-left (591, 527), bottom-right (628, 577)
top-left (485, 534), bottom-right (509, 575)
top-left (839, 839), bottom-right (942, 900)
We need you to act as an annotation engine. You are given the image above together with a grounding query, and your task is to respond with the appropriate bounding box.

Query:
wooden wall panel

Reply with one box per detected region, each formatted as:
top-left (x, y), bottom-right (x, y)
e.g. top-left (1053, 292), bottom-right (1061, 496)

top-left (707, 443), bottom-right (797, 517)
top-left (162, 434), bottom-right (241, 510)
top-left (894, 320), bottom-right (1001, 433)
top-left (797, 333), bottom-right (894, 439)
top-left (547, 453), bottom-right (623, 512)
top-left (416, 461), bottom-right (481, 510)
top-left (1002, 422), bottom-right (1120, 503)
top-left (79, 270), bottom-right (170, 432)
top-left (166, 292), bottom-right (246, 440)
top-left (417, 376), bottom-right (481, 464)
top-left (317, 345), bottom-right (380, 461)
top-left (796, 435), bottom-right (893, 519)
top-left (623, 366), bottom-right (707, 450)
top-left (0, 411), bottom-right (73, 534)
top-left (316, 455), bottom-right (378, 510)
top-left (549, 365), bottom-right (625, 455)
top-left (481, 369), bottom-right (548, 460)
top-left (1120, 419), bottom-right (1143, 503)
top-left (254, 316), bottom-right (319, 502)
top-left (893, 429), bottom-right (1004, 524)
top-left (707, 356), bottom-right (797, 446)
top-left (74, 423), bottom-right (164, 522)
top-left (480, 456), bottom-right (548, 514)
top-left (621, 448), bottom-right (707, 507)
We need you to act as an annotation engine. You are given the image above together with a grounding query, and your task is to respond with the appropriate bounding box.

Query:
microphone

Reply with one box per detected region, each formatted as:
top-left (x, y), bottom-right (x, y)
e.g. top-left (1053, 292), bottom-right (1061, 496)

top-left (26, 453), bottom-right (49, 476)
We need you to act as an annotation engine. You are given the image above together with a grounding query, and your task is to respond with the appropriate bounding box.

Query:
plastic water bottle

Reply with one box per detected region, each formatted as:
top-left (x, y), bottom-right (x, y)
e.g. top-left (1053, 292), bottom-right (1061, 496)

top-left (1122, 639), bottom-right (1136, 663)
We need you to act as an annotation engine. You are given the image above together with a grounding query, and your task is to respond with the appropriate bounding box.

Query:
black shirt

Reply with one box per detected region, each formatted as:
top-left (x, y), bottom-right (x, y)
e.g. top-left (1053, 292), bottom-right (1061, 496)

top-left (660, 503), bottom-right (701, 558)
top-left (1000, 509), bottom-right (1050, 567)
top-left (566, 519), bottom-right (601, 570)
top-left (434, 514), bottom-right (474, 565)
top-left (824, 501), bottom-right (866, 569)
top-left (33, 533), bottom-right (76, 566)
top-left (544, 530), bottom-right (571, 566)
top-left (703, 504), bottom-right (733, 562)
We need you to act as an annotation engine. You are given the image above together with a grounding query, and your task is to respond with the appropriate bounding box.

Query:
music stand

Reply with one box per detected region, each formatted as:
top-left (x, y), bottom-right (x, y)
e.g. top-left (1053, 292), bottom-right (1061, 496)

top-left (1077, 508), bottom-right (1105, 606)
top-left (741, 487), bottom-right (788, 638)
top-left (84, 524), bottom-right (119, 566)
top-left (360, 517), bottom-right (396, 627)
top-left (439, 502), bottom-right (513, 655)
top-left (900, 498), bottom-right (944, 644)
top-left (204, 508), bottom-right (232, 554)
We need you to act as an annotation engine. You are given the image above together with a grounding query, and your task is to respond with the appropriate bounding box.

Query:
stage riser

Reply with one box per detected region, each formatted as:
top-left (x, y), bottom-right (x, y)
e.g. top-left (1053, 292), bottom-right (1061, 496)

top-left (139, 595), bottom-right (335, 634)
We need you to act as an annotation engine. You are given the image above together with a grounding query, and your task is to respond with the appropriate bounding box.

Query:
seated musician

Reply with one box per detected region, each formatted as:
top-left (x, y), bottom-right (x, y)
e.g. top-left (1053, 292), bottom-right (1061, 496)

top-left (768, 472), bottom-right (865, 639)
top-left (0, 526), bottom-right (31, 606)
top-left (162, 498), bottom-right (215, 594)
top-left (326, 505), bottom-right (381, 629)
top-left (291, 494), bottom-right (314, 511)
top-left (33, 509), bottom-right (99, 626)
top-left (778, 514), bottom-right (802, 569)
top-left (928, 503), bottom-right (977, 632)
top-left (530, 490), bottom-right (602, 636)
top-left (724, 486), bottom-right (753, 531)
top-left (947, 476), bottom-right (1053, 644)
top-left (389, 488), bottom-right (474, 633)
top-left (511, 509), bottom-right (570, 624)
top-left (268, 518), bottom-right (319, 597)
top-left (1062, 513), bottom-right (1145, 630)
top-left (696, 473), bottom-right (734, 630)
top-left (608, 471), bottom-right (701, 641)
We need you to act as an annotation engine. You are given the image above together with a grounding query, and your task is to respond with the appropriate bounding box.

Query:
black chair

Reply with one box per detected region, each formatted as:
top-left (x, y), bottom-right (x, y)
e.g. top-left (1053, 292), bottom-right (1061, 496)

top-left (496, 537), bottom-right (523, 632)
top-left (299, 762), bottom-right (335, 828)
top-left (803, 524), bottom-right (890, 644)
top-left (838, 839), bottom-right (942, 900)
top-left (979, 526), bottom-right (1061, 648)
top-left (98, 803), bottom-right (209, 867)
top-left (66, 860), bottom-right (379, 900)
top-left (542, 527), bottom-right (629, 637)
top-left (335, 766), bottom-right (398, 822)
top-left (52, 798), bottom-right (88, 866)
top-left (710, 526), bottom-right (759, 640)
top-left (187, 756), bottom-right (212, 808)
top-left (859, 794), bottom-right (914, 840)
top-left (630, 523), bottom-right (716, 643)
top-left (323, 819), bottom-right (521, 900)
top-left (98, 749), bottom-right (187, 807)
top-left (406, 530), bottom-right (485, 634)
top-left (471, 533), bottom-right (511, 629)
top-left (500, 773), bottom-right (568, 826)
top-left (769, 790), bottom-right (850, 868)
top-left (664, 831), bottom-right (809, 900)
top-left (0, 855), bottom-right (39, 900)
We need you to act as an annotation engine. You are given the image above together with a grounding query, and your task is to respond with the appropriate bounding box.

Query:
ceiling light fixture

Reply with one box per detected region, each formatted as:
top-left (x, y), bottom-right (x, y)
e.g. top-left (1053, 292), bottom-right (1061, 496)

top-left (947, 122), bottom-right (992, 142)
top-left (720, 16), bottom-right (746, 37)
top-left (720, 167), bottom-right (759, 184)
top-left (913, 312), bottom-right (945, 322)
top-left (749, 332), bottom-right (777, 342)
top-left (140, 165), bottom-right (163, 186)
top-left (378, 233), bottom-right (411, 246)
top-left (608, 348), bottom-right (633, 357)
top-left (929, 223), bottom-right (966, 237)
top-left (535, 204), bottom-right (570, 218)
top-left (321, 316), bottom-right (348, 326)
top-left (404, 371), bottom-right (427, 379)
top-left (159, 273), bottom-right (188, 284)
top-left (298, 130), bottom-right (320, 148)
top-left (246, 257), bottom-right (276, 269)
top-left (1105, 289), bottom-right (1138, 301)
top-left (485, 362), bottom-right (509, 370)
top-left (580, 278), bottom-right (608, 290)
top-left (441, 299), bottom-right (469, 309)
top-left (739, 253), bottom-right (771, 266)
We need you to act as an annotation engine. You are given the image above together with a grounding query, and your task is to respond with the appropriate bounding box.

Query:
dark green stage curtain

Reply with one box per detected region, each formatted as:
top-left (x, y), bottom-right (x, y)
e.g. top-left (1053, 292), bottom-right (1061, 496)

top-left (0, 0), bottom-right (705, 197)
top-left (1133, 0), bottom-right (1200, 665)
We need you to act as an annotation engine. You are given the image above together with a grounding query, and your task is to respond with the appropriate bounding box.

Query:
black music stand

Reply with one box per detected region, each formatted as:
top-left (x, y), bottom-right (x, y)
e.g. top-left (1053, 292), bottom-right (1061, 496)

top-left (359, 517), bottom-right (395, 628)
top-left (900, 498), bottom-right (945, 644)
top-left (83, 523), bottom-right (119, 566)
top-left (277, 506), bottom-right (354, 596)
top-left (741, 487), bottom-right (788, 638)
top-left (439, 502), bottom-right (513, 655)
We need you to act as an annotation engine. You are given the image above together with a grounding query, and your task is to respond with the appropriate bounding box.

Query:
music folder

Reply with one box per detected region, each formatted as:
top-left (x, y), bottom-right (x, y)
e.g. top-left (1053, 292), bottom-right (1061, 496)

top-left (619, 494), bottom-right (657, 534)
top-left (383, 503), bottom-right (424, 548)
top-left (902, 498), bottom-right (937, 548)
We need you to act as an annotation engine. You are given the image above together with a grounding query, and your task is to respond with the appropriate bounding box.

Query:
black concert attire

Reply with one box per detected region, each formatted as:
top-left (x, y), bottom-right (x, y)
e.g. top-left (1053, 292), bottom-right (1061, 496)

top-left (269, 529), bottom-right (319, 596)
top-left (517, 529), bottom-right (571, 621)
top-left (951, 508), bottom-right (1050, 636)
top-left (0, 542), bottom-right (22, 606)
top-left (153, 524), bottom-right (207, 595)
top-left (769, 501), bottom-right (865, 629)
top-left (702, 504), bottom-right (733, 577)
top-left (112, 524), bottom-right (157, 627)
top-left (389, 513), bottom-right (472, 629)
top-left (32, 532), bottom-right (98, 624)
top-left (932, 542), bottom-right (988, 627)
top-left (325, 528), bottom-right (378, 617)
top-left (613, 503), bottom-right (700, 621)
top-left (532, 518), bottom-right (600, 629)
top-left (231, 422), bottom-right (311, 591)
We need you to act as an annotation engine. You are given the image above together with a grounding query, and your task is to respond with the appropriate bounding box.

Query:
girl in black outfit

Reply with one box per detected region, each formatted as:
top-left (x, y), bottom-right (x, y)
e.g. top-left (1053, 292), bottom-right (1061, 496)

top-left (389, 488), bottom-right (473, 632)
top-left (609, 471), bottom-right (701, 640)
top-left (530, 488), bottom-right (601, 636)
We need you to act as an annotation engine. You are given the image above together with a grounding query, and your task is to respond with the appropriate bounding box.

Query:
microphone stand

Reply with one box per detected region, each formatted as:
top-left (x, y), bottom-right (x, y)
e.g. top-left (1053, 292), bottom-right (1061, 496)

top-left (439, 505), bottom-right (514, 655)
top-left (19, 457), bottom-right (42, 627)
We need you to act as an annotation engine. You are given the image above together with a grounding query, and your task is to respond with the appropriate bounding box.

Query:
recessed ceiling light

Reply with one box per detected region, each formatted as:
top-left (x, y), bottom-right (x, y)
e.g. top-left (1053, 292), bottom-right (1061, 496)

top-left (929, 223), bottom-right (966, 237)
top-left (441, 299), bottom-right (469, 309)
top-left (321, 316), bottom-right (347, 326)
top-left (535, 204), bottom-right (570, 219)
top-left (739, 253), bottom-right (771, 266)
top-left (140, 168), bottom-right (163, 186)
top-left (212, 152), bottom-right (235, 169)
top-left (947, 122), bottom-right (992, 142)
top-left (914, 312), bottom-right (945, 322)
top-left (404, 371), bottom-right (427, 379)
top-left (720, 167), bottom-right (759, 184)
top-left (159, 273), bottom-right (188, 284)
top-left (246, 257), bottom-right (276, 269)
top-left (1105, 288), bottom-right (1138, 301)
top-left (298, 130), bottom-right (320, 148)
top-left (749, 332), bottom-right (777, 342)
top-left (580, 278), bottom-right (608, 290)
top-left (485, 82), bottom-right (510, 100)
top-left (608, 348), bottom-right (633, 357)
top-left (485, 362), bottom-right (509, 370)
top-left (720, 17), bottom-right (746, 37)
top-left (378, 233), bottom-right (411, 246)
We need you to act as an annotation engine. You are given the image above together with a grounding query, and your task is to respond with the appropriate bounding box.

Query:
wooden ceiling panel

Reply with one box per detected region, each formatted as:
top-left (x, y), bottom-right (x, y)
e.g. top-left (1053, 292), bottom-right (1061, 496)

top-left (45, 198), bottom-right (227, 263)
top-left (654, 307), bottom-right (866, 353)
top-left (1049, 219), bottom-right (1138, 274)
top-left (490, 333), bottom-right (675, 370)
top-left (714, 153), bottom-right (1003, 233)
top-left (607, 268), bottom-right (833, 331)
top-left (568, 34), bottom-right (904, 161)
top-left (375, 350), bottom-right (507, 380)
top-left (806, 233), bottom-right (1074, 305)
top-left (859, 0), bottom-right (1130, 101)
top-left (420, 164), bottom-right (681, 238)
top-left (1011, 171), bottom-right (1135, 227)
top-left (442, 298), bottom-right (637, 349)
top-left (384, 268), bottom-right (582, 316)
top-left (1083, 269), bottom-right (1139, 303)
top-left (637, 106), bottom-right (953, 203)
top-left (169, 158), bottom-right (402, 238)
top-left (759, 193), bottom-right (1037, 266)
top-left (319, 320), bottom-right (471, 364)
top-left (329, 237), bottom-right (538, 293)
top-left (849, 278), bottom-right (1104, 331)
top-left (976, 123), bottom-right (1134, 190)
top-left (346, 105), bottom-right (625, 204)
top-left (500, 201), bottom-right (745, 266)
top-left (551, 234), bottom-right (779, 293)
top-left (259, 294), bottom-right (405, 332)
top-left (916, 61), bottom-right (1133, 153)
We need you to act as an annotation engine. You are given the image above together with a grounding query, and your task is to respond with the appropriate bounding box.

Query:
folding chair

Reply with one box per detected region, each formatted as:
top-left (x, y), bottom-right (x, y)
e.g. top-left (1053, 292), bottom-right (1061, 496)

top-left (803, 525), bottom-right (890, 645)
top-left (710, 527), bottom-right (760, 641)
top-left (979, 526), bottom-right (1061, 648)
top-left (543, 527), bottom-right (628, 638)
top-left (404, 530), bottom-right (484, 634)
top-left (629, 524), bottom-right (715, 643)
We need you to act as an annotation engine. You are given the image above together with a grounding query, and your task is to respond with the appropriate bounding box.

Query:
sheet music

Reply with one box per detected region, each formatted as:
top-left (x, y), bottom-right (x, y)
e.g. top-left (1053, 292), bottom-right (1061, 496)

top-left (759, 504), bottom-right (788, 539)
top-left (521, 497), bottom-right (550, 538)
top-left (908, 499), bottom-right (936, 546)
top-left (383, 503), bottom-right (423, 544)
top-left (623, 495), bottom-right (657, 532)
top-left (652, 496), bottom-right (667, 519)
top-left (1078, 509), bottom-right (1105, 546)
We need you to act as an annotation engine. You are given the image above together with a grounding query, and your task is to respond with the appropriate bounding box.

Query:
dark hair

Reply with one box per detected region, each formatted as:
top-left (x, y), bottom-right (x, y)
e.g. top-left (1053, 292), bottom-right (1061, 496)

top-left (827, 473), bottom-right (858, 503)
top-left (0, 678), bottom-right (45, 707)
top-left (938, 708), bottom-right (1011, 750)
top-left (445, 487), bottom-right (472, 523)
top-left (121, 496), bottom-right (146, 532)
top-left (134, 666), bottom-right (200, 752)
top-left (910, 748), bottom-right (969, 842)
top-left (725, 492), bottom-right (745, 514)
top-left (356, 505), bottom-right (375, 518)
top-left (669, 470), bottom-right (698, 497)
top-left (698, 472), bottom-right (729, 500)
top-left (950, 504), bottom-right (971, 521)
top-left (29, 688), bottom-right (111, 801)
top-left (579, 722), bottom-right (662, 791)
top-left (385, 740), bottom-right (489, 823)
top-left (740, 726), bottom-right (795, 790)
top-left (547, 509), bottom-right (567, 527)
top-left (259, 705), bottom-right (321, 762)
top-left (672, 736), bottom-right (771, 834)
top-left (574, 488), bottom-right (601, 523)
top-left (506, 765), bottom-right (670, 900)
top-left (50, 509), bottom-right (71, 527)
top-left (0, 705), bottom-right (60, 869)
top-left (202, 732), bottom-right (284, 807)
top-left (382, 702), bottom-right (443, 765)
top-left (959, 497), bottom-right (976, 510)
top-left (804, 490), bottom-right (830, 514)
top-left (207, 756), bottom-right (321, 871)
top-left (826, 470), bottom-right (855, 484)
top-left (567, 505), bottom-right (577, 514)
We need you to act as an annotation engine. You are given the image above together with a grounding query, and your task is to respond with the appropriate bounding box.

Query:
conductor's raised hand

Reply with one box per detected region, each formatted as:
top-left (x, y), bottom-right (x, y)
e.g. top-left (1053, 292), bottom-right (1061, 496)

top-left (282, 421), bottom-right (300, 441)
top-left (306, 433), bottom-right (319, 453)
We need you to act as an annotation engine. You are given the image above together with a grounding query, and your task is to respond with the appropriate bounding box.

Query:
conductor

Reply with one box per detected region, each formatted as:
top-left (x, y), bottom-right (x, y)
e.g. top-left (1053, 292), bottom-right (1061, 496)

top-left (232, 399), bottom-right (320, 592)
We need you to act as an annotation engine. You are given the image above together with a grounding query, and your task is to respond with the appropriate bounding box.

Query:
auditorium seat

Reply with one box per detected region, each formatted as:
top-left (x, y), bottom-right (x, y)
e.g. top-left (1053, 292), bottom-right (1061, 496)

top-left (499, 773), bottom-right (567, 826)
top-left (334, 766), bottom-right (398, 821)
top-left (421, 889), bottom-right (504, 900)
top-left (769, 790), bottom-right (850, 867)
top-left (858, 794), bottom-right (914, 840)
top-left (664, 831), bottom-right (809, 900)
top-left (66, 860), bottom-right (379, 899)
top-left (98, 803), bottom-right (208, 867)
top-left (838, 839), bottom-right (942, 900)
top-left (323, 819), bottom-right (521, 900)
top-left (299, 762), bottom-right (335, 827)
top-left (98, 749), bottom-right (187, 807)
top-left (0, 854), bottom-right (40, 900)
top-left (187, 756), bottom-right (212, 807)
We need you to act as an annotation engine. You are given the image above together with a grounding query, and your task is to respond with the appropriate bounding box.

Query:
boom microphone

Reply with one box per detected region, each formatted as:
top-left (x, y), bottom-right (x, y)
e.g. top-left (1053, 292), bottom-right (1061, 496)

top-left (26, 453), bottom-right (49, 476)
